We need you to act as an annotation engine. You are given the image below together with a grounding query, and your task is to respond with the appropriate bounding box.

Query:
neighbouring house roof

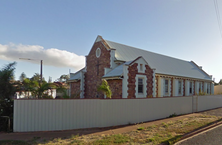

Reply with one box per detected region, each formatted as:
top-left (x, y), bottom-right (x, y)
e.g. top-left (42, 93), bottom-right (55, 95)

top-left (68, 68), bottom-right (85, 82)
top-left (53, 82), bottom-right (66, 86)
top-left (104, 40), bottom-right (212, 81)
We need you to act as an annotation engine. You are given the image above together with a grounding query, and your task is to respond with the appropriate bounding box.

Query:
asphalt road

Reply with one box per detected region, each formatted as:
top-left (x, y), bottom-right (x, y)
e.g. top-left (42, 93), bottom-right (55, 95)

top-left (177, 124), bottom-right (222, 145)
top-left (177, 108), bottom-right (222, 145)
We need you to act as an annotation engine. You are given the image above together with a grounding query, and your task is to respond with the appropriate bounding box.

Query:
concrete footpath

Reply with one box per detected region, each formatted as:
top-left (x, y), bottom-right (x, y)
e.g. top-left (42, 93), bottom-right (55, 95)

top-left (1, 107), bottom-right (222, 142)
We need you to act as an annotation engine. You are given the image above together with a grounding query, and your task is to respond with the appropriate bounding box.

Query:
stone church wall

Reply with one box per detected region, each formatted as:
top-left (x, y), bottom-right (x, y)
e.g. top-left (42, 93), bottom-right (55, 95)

top-left (107, 79), bottom-right (122, 99)
top-left (84, 41), bottom-right (111, 98)
top-left (70, 81), bottom-right (80, 98)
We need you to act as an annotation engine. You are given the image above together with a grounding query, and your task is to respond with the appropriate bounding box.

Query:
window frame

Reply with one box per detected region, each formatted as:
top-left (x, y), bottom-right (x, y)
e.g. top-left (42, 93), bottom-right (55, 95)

top-left (135, 75), bottom-right (147, 98)
top-left (189, 81), bottom-right (193, 95)
top-left (96, 48), bottom-right (101, 58)
top-left (138, 78), bottom-right (144, 94)
top-left (207, 83), bottom-right (210, 94)
top-left (165, 79), bottom-right (169, 94)
top-left (178, 80), bottom-right (182, 95)
top-left (199, 82), bottom-right (202, 92)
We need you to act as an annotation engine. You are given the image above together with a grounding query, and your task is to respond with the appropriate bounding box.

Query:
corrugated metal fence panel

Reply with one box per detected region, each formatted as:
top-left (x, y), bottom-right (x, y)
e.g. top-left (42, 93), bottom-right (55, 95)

top-left (14, 99), bottom-right (104, 132)
top-left (14, 98), bottom-right (193, 132)
top-left (14, 96), bottom-right (222, 132)
top-left (101, 97), bottom-right (193, 127)
top-left (198, 95), bottom-right (222, 112)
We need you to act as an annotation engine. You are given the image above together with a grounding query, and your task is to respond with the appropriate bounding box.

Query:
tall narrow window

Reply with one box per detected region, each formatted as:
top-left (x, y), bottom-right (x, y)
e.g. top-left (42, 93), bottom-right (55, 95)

top-left (138, 78), bottom-right (143, 93)
top-left (189, 82), bottom-right (193, 94)
top-left (165, 79), bottom-right (169, 93)
top-left (199, 82), bottom-right (201, 92)
top-left (207, 83), bottom-right (210, 94)
top-left (178, 80), bottom-right (182, 94)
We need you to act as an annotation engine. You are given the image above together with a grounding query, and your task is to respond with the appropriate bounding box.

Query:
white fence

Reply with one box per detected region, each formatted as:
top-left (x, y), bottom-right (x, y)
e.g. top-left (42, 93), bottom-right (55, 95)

top-left (198, 95), bottom-right (222, 112)
top-left (13, 95), bottom-right (222, 132)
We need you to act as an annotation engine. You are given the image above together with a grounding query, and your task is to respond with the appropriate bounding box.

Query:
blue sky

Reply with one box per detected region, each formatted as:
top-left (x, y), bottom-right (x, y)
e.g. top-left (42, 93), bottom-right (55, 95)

top-left (0, 0), bottom-right (221, 82)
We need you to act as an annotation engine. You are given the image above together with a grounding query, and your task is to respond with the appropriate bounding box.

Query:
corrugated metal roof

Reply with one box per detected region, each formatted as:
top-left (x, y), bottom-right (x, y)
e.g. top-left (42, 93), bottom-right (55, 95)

top-left (103, 64), bottom-right (123, 78)
top-left (105, 40), bottom-right (211, 81)
top-left (68, 72), bottom-right (80, 81)
top-left (103, 61), bottom-right (134, 78)
top-left (68, 68), bottom-right (85, 81)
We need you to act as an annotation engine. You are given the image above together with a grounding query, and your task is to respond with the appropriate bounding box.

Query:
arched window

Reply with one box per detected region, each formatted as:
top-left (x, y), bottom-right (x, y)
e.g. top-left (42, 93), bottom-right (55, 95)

top-left (96, 48), bottom-right (101, 58)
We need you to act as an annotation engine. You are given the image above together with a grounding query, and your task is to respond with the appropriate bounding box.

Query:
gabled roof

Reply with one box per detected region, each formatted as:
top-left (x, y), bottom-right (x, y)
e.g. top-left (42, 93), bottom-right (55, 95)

top-left (103, 57), bottom-right (145, 78)
top-left (104, 40), bottom-right (212, 81)
top-left (68, 68), bottom-right (85, 82)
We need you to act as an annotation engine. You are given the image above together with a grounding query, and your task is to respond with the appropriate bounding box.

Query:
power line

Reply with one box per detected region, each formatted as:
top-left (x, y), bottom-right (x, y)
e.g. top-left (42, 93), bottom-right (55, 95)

top-left (214, 0), bottom-right (222, 37)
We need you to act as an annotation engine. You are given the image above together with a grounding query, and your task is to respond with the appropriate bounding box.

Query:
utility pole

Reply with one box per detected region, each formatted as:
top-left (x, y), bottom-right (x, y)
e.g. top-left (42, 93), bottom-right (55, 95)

top-left (40, 60), bottom-right (43, 84)
top-left (19, 58), bottom-right (43, 83)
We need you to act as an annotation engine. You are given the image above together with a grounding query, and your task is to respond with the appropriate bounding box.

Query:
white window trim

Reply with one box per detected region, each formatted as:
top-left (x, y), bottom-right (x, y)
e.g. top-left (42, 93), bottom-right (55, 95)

top-left (137, 64), bottom-right (145, 73)
top-left (135, 74), bottom-right (147, 98)
top-left (96, 48), bottom-right (101, 58)
top-left (122, 65), bottom-right (129, 98)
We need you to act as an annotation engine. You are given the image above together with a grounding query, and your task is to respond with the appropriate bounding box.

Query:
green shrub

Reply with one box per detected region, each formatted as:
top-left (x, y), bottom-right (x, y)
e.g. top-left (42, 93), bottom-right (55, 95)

top-left (169, 113), bottom-right (177, 118)
top-left (137, 127), bottom-right (145, 130)
top-left (198, 91), bottom-right (207, 96)
top-left (97, 79), bottom-right (112, 99)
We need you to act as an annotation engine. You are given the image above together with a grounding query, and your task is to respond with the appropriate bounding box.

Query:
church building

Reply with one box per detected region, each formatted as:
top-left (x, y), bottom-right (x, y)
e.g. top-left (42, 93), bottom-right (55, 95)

top-left (68, 36), bottom-right (214, 99)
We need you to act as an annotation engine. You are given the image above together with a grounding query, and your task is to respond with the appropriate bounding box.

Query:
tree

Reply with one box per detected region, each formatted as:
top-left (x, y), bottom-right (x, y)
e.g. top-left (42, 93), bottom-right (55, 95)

top-left (58, 74), bottom-right (69, 83)
top-left (19, 72), bottom-right (26, 82)
top-left (0, 62), bottom-right (16, 131)
top-left (30, 81), bottom-right (57, 99)
top-left (0, 62), bottom-right (16, 100)
top-left (30, 73), bottom-right (45, 82)
top-left (219, 79), bottom-right (222, 85)
top-left (54, 82), bottom-right (69, 98)
top-left (97, 79), bottom-right (112, 99)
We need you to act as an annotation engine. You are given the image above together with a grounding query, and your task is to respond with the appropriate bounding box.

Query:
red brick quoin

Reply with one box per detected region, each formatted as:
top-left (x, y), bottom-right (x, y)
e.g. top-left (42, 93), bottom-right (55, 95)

top-left (145, 65), bottom-right (153, 97)
top-left (127, 63), bottom-right (137, 98)
top-left (84, 41), bottom-right (111, 99)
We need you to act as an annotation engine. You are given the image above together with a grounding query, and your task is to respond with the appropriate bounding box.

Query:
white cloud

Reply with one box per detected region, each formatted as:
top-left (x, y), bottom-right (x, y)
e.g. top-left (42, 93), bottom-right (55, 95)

top-left (0, 43), bottom-right (85, 70)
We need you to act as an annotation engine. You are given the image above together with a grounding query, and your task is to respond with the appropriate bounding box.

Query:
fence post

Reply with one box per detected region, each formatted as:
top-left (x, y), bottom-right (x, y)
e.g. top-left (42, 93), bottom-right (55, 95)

top-left (192, 96), bottom-right (198, 113)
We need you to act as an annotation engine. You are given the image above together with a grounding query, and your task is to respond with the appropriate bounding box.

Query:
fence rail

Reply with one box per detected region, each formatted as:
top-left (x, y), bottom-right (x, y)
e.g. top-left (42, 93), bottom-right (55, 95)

top-left (13, 95), bottom-right (222, 132)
